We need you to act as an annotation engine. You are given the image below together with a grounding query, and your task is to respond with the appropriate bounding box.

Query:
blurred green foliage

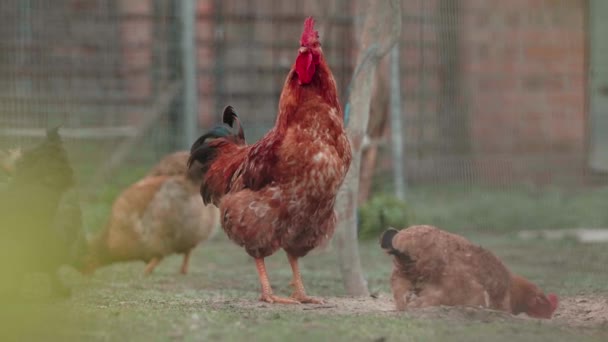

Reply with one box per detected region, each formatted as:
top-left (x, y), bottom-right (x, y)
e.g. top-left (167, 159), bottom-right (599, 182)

top-left (358, 193), bottom-right (412, 240)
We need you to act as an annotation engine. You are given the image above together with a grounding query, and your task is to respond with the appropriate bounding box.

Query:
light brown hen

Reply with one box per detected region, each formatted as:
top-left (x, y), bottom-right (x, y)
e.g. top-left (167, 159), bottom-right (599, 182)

top-left (83, 151), bottom-right (218, 275)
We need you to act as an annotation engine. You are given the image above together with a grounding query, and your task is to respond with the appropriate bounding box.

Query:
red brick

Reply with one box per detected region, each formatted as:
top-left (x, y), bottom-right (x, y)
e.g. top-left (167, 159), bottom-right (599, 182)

top-left (546, 92), bottom-right (585, 111)
top-left (196, 20), bottom-right (214, 42)
top-left (196, 0), bottom-right (213, 15)
top-left (120, 21), bottom-right (152, 46)
top-left (122, 48), bottom-right (152, 68)
top-left (477, 75), bottom-right (519, 92)
top-left (118, 0), bottom-right (151, 15)
top-left (524, 45), bottom-right (571, 61)
top-left (124, 73), bottom-right (151, 100)
top-left (521, 74), bottom-right (564, 92)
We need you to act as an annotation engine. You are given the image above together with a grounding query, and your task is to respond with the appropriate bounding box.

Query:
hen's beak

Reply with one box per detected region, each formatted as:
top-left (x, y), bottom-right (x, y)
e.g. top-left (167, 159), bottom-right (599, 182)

top-left (298, 47), bottom-right (309, 54)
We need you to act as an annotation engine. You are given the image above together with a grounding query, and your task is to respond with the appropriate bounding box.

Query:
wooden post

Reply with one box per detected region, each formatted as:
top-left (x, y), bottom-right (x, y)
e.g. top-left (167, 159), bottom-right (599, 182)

top-left (180, 0), bottom-right (199, 149)
top-left (358, 56), bottom-right (390, 206)
top-left (389, 45), bottom-right (406, 200)
top-left (334, 0), bottom-right (401, 296)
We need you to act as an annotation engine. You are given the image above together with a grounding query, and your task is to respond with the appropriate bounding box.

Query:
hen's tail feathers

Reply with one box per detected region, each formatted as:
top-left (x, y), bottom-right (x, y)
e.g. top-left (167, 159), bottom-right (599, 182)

top-left (380, 228), bottom-right (399, 253)
top-left (380, 228), bottom-right (415, 265)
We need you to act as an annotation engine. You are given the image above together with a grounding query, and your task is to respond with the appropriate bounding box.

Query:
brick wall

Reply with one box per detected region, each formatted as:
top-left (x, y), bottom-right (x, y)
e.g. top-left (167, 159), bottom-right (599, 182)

top-left (195, 0), bottom-right (215, 128)
top-left (461, 0), bottom-right (587, 184)
top-left (115, 0), bottom-right (589, 185)
top-left (195, 0), bottom-right (354, 140)
top-left (119, 0), bottom-right (153, 103)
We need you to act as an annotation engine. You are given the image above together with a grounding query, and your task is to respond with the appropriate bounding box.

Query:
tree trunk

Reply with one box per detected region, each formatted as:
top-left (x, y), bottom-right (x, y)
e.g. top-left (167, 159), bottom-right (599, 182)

top-left (358, 56), bottom-right (390, 206)
top-left (358, 143), bottom-right (379, 205)
top-left (334, 0), bottom-right (401, 296)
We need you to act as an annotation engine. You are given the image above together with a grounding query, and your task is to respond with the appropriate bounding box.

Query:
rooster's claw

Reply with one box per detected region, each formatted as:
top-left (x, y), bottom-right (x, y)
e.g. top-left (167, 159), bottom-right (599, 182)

top-left (260, 294), bottom-right (301, 304)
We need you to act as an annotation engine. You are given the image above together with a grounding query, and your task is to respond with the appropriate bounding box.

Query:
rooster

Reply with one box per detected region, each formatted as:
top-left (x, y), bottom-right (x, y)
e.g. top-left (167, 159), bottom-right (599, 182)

top-left (188, 17), bottom-right (351, 304)
top-left (381, 225), bottom-right (559, 319)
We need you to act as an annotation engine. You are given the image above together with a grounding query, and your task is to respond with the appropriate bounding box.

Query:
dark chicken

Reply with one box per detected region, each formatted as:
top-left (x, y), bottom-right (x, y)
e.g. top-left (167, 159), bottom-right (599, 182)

top-left (0, 128), bottom-right (84, 296)
top-left (188, 17), bottom-right (351, 304)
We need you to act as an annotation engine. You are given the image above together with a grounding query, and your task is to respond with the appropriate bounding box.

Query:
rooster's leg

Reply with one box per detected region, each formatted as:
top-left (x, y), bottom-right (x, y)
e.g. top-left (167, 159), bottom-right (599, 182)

top-left (180, 250), bottom-right (191, 275)
top-left (287, 254), bottom-right (323, 304)
top-left (144, 257), bottom-right (162, 275)
top-left (254, 258), bottom-right (300, 304)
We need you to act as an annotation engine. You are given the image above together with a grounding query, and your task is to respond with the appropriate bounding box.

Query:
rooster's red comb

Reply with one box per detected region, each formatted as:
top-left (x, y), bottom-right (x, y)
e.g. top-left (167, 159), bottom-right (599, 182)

top-left (300, 16), bottom-right (319, 47)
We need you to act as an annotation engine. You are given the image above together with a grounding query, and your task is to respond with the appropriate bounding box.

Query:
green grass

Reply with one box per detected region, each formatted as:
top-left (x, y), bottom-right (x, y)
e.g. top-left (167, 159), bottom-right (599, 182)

top-left (8, 234), bottom-right (607, 342)
top-left (403, 184), bottom-right (608, 233)
top-left (5, 162), bottom-right (608, 341)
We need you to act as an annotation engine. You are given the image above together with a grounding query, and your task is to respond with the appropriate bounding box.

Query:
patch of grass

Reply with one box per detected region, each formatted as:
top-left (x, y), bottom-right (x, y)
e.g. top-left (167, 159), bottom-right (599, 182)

top-left (31, 163), bottom-right (608, 341)
top-left (401, 185), bottom-right (608, 233)
top-left (15, 233), bottom-right (608, 341)
top-left (59, 307), bottom-right (608, 342)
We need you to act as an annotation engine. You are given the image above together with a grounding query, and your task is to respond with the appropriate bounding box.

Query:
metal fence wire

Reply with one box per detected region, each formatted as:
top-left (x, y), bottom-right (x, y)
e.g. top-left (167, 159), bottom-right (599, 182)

top-left (0, 0), bottom-right (183, 182)
top-left (0, 0), bottom-right (605, 230)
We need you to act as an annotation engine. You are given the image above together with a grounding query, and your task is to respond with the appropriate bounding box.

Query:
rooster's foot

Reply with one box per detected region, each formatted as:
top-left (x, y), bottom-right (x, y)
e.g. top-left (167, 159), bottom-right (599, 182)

top-left (260, 294), bottom-right (301, 304)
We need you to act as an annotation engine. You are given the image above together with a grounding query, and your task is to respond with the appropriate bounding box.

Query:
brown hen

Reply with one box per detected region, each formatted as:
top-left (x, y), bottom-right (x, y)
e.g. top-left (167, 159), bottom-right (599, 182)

top-left (381, 225), bottom-right (559, 319)
top-left (83, 151), bottom-right (219, 275)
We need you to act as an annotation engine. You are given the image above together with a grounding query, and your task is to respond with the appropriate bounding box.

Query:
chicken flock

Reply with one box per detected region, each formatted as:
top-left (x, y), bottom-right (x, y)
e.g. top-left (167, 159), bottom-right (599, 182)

top-left (0, 17), bottom-right (558, 319)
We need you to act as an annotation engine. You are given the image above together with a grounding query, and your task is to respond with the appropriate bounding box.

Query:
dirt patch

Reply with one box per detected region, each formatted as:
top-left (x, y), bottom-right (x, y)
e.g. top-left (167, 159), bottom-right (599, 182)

top-left (204, 293), bottom-right (608, 328)
top-left (205, 293), bottom-right (395, 315)
top-left (204, 293), bottom-right (526, 325)
top-left (553, 295), bottom-right (608, 328)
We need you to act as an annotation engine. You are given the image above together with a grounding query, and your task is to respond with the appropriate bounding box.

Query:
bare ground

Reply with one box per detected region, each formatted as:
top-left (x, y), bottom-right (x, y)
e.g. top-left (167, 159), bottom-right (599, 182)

top-left (554, 295), bottom-right (608, 327)
top-left (205, 292), bottom-right (608, 328)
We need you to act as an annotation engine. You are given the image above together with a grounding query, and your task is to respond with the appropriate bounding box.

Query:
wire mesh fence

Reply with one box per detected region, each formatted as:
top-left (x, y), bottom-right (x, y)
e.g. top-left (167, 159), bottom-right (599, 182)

top-left (0, 0), bottom-right (605, 232)
top-left (0, 0), bottom-right (183, 185)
